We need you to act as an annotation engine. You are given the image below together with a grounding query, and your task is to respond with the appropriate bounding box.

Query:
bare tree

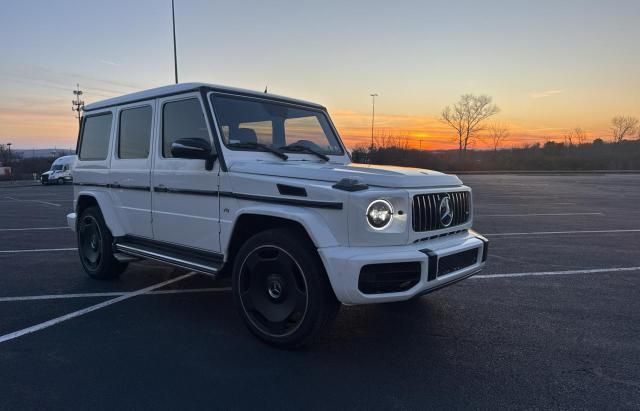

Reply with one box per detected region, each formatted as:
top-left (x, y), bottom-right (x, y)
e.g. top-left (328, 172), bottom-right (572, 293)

top-left (573, 127), bottom-right (587, 145)
top-left (441, 94), bottom-right (500, 154)
top-left (374, 129), bottom-right (410, 150)
top-left (611, 115), bottom-right (639, 142)
top-left (564, 127), bottom-right (587, 146)
top-left (485, 122), bottom-right (510, 151)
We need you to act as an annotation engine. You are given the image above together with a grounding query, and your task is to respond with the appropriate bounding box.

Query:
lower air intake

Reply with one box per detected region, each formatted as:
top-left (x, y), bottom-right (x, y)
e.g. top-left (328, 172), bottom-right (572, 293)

top-left (358, 262), bottom-right (421, 294)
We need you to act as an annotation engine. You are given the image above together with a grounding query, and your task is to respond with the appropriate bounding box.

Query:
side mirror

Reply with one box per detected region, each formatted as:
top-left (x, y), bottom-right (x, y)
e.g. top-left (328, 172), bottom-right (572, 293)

top-left (171, 138), bottom-right (217, 170)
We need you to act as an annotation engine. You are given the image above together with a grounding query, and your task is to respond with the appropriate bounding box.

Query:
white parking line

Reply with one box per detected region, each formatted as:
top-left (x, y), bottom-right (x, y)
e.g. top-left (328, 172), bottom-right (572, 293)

top-left (473, 266), bottom-right (640, 279)
top-left (485, 229), bottom-right (640, 237)
top-left (0, 227), bottom-right (69, 232)
top-left (0, 248), bottom-right (77, 254)
top-left (479, 212), bottom-right (603, 217)
top-left (4, 196), bottom-right (61, 207)
top-left (0, 272), bottom-right (197, 344)
top-left (0, 287), bottom-right (232, 302)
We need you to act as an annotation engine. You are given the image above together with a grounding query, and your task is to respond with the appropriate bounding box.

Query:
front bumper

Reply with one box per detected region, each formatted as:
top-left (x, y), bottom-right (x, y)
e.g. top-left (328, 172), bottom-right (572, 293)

top-left (67, 212), bottom-right (77, 232)
top-left (318, 230), bottom-right (488, 305)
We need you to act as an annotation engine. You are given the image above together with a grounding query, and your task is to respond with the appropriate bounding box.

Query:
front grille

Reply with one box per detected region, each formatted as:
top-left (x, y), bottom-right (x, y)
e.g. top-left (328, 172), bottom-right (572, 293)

top-left (437, 248), bottom-right (479, 277)
top-left (412, 191), bottom-right (470, 232)
top-left (358, 262), bottom-right (421, 294)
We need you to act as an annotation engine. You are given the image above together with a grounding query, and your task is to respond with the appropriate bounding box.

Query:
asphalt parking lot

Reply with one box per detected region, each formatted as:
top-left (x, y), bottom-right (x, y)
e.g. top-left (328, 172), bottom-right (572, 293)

top-left (1, 174), bottom-right (639, 410)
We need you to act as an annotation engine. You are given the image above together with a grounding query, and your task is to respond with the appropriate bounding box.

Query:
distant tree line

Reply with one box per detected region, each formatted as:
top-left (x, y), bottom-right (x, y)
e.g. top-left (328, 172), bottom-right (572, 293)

top-left (352, 139), bottom-right (640, 171)
top-left (351, 93), bottom-right (640, 171)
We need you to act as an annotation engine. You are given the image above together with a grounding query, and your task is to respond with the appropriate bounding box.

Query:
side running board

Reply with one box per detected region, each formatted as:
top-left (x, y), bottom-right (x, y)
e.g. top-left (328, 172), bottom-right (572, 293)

top-left (114, 236), bottom-right (223, 276)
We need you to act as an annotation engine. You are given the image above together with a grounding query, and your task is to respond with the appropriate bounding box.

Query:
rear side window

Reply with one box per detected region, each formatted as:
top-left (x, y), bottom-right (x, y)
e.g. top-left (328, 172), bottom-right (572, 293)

top-left (118, 106), bottom-right (152, 159)
top-left (79, 113), bottom-right (113, 161)
top-left (162, 98), bottom-right (209, 158)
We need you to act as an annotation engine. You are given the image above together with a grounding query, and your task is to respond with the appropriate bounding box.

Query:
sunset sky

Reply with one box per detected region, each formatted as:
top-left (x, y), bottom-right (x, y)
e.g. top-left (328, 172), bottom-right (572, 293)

top-left (1, 0), bottom-right (639, 150)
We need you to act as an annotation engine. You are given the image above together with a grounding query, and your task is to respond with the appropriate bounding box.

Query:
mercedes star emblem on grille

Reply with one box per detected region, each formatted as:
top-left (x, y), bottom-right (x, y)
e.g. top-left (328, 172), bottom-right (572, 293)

top-left (439, 195), bottom-right (454, 227)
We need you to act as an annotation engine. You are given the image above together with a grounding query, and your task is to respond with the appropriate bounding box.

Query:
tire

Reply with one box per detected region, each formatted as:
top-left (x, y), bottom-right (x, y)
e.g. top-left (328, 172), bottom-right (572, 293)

top-left (232, 228), bottom-right (340, 349)
top-left (77, 206), bottom-right (128, 280)
top-left (57, 178), bottom-right (64, 185)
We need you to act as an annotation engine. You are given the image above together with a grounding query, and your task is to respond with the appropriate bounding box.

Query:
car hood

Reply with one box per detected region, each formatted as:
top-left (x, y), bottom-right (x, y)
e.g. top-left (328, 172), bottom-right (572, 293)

top-left (41, 171), bottom-right (53, 176)
top-left (229, 161), bottom-right (462, 188)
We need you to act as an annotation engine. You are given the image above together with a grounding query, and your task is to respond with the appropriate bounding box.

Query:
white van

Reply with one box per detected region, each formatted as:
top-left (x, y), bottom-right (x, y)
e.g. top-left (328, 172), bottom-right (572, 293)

top-left (41, 155), bottom-right (75, 185)
top-left (67, 83), bottom-right (488, 348)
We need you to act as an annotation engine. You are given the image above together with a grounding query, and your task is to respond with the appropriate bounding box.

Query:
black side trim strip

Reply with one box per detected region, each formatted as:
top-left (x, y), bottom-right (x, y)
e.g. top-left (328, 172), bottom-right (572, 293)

top-left (153, 186), bottom-right (218, 196)
top-left (111, 184), bottom-right (151, 192)
top-left (75, 183), bottom-right (342, 209)
top-left (75, 183), bottom-right (151, 191)
top-left (221, 191), bottom-right (343, 209)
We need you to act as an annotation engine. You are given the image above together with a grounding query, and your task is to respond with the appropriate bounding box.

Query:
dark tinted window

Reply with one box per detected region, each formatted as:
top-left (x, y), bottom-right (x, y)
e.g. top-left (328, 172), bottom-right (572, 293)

top-left (79, 113), bottom-right (113, 161)
top-left (118, 106), bottom-right (152, 159)
top-left (162, 98), bottom-right (209, 157)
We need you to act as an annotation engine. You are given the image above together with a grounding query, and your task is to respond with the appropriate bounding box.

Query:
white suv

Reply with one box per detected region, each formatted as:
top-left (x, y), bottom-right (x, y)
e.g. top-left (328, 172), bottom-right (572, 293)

top-left (67, 83), bottom-right (488, 348)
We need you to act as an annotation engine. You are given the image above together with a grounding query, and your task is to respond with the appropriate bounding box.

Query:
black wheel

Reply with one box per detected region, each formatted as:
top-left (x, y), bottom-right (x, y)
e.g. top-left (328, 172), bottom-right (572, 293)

top-left (77, 206), bottom-right (127, 280)
top-left (232, 228), bottom-right (340, 349)
top-left (57, 178), bottom-right (64, 185)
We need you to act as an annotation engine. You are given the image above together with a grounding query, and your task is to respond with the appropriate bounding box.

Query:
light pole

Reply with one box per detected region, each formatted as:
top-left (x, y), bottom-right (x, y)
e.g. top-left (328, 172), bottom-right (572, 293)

top-left (370, 93), bottom-right (378, 149)
top-left (72, 84), bottom-right (84, 129)
top-left (6, 143), bottom-right (11, 162)
top-left (172, 0), bottom-right (179, 84)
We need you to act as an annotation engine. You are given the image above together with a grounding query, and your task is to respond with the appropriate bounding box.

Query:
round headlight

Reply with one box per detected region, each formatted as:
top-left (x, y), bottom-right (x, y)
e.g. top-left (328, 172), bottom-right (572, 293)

top-left (366, 199), bottom-right (393, 230)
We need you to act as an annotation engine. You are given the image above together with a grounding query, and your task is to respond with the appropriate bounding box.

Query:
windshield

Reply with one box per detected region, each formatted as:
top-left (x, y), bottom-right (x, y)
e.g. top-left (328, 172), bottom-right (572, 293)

top-left (211, 95), bottom-right (344, 155)
top-left (51, 164), bottom-right (64, 171)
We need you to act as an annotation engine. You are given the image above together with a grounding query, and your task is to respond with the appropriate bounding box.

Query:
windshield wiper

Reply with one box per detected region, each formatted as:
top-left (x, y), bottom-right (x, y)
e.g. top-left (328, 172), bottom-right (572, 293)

top-left (228, 142), bottom-right (288, 160)
top-left (279, 144), bottom-right (330, 161)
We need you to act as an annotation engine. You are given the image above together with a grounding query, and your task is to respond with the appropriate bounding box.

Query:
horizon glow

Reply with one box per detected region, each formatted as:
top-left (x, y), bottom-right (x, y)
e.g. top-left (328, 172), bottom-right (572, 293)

top-left (1, 0), bottom-right (639, 150)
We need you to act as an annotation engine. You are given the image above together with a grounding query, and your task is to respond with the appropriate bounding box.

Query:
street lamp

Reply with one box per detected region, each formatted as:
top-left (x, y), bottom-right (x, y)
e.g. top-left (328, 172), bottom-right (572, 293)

top-left (370, 93), bottom-right (378, 149)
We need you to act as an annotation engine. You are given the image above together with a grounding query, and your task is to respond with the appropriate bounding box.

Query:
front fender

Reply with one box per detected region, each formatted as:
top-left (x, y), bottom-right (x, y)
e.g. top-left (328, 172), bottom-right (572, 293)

top-left (76, 189), bottom-right (126, 237)
top-left (229, 204), bottom-right (344, 249)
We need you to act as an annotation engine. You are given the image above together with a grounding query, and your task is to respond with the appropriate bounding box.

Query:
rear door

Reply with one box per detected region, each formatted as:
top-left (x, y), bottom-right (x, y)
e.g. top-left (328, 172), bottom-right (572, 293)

top-left (151, 93), bottom-right (220, 252)
top-left (109, 101), bottom-right (154, 238)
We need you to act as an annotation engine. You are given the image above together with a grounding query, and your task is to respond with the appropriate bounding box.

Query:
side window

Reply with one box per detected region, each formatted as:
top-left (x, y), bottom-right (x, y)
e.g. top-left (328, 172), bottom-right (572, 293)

top-left (118, 106), bottom-right (152, 159)
top-left (162, 98), bottom-right (209, 158)
top-left (79, 113), bottom-right (113, 161)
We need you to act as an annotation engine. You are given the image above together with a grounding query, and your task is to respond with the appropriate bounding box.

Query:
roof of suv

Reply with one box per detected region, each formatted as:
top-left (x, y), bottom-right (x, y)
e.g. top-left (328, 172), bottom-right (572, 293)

top-left (83, 83), bottom-right (325, 112)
